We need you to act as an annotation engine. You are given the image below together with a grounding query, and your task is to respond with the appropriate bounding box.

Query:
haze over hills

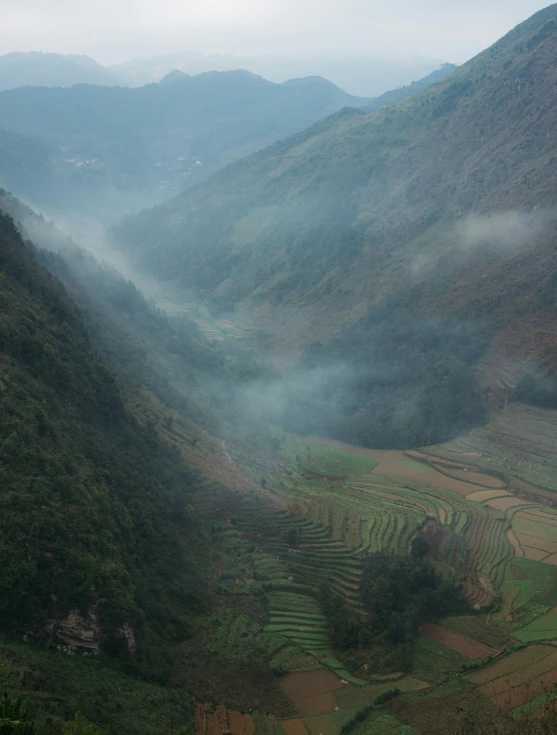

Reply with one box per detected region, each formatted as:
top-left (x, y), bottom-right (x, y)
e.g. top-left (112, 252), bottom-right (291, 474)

top-left (0, 70), bottom-right (369, 222)
top-left (7, 4), bottom-right (557, 734)
top-left (109, 50), bottom-right (450, 97)
top-left (0, 52), bottom-right (119, 90)
top-left (114, 3), bottom-right (557, 448)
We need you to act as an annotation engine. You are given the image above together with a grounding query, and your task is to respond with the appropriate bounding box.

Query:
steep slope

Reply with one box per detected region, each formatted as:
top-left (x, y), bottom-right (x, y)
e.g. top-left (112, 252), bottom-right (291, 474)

top-left (113, 5), bottom-right (557, 448)
top-left (115, 4), bottom-right (557, 366)
top-left (0, 211), bottom-right (206, 660)
top-left (0, 52), bottom-right (117, 90)
top-left (0, 71), bottom-right (367, 221)
top-left (364, 63), bottom-right (457, 111)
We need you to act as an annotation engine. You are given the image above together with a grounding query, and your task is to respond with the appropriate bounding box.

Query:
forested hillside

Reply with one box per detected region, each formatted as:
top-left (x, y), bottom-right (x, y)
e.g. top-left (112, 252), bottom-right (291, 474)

top-left (0, 211), bottom-right (206, 666)
top-left (0, 71), bottom-right (367, 221)
top-left (114, 5), bottom-right (557, 447)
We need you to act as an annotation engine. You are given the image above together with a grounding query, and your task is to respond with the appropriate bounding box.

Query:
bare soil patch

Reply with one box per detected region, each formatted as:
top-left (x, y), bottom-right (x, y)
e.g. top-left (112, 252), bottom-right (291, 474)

top-left (491, 665), bottom-right (557, 711)
top-left (516, 534), bottom-right (557, 554)
top-left (486, 496), bottom-right (532, 513)
top-left (280, 719), bottom-right (309, 735)
top-left (518, 512), bottom-right (557, 528)
top-left (279, 670), bottom-right (343, 716)
top-left (373, 462), bottom-right (435, 479)
top-left (467, 489), bottom-right (512, 503)
top-left (543, 553), bottom-right (557, 566)
top-left (465, 646), bottom-right (555, 686)
top-left (420, 623), bottom-right (498, 661)
top-left (196, 704), bottom-right (256, 735)
top-left (437, 467), bottom-right (506, 489)
top-left (524, 547), bottom-right (550, 561)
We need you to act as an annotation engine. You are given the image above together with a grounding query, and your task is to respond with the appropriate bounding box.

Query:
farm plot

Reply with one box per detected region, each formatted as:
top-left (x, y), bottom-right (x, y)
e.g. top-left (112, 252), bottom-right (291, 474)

top-left (465, 645), bottom-right (557, 685)
top-left (196, 704), bottom-right (257, 735)
top-left (511, 513), bottom-right (557, 563)
top-left (420, 624), bottom-right (498, 661)
top-left (279, 670), bottom-right (342, 716)
top-left (482, 656), bottom-right (557, 711)
top-left (514, 607), bottom-right (557, 642)
top-left (412, 636), bottom-right (474, 684)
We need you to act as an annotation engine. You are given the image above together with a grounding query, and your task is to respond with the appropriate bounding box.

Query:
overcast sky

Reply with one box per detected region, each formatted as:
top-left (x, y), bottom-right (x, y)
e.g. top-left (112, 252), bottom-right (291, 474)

top-left (0, 0), bottom-right (552, 64)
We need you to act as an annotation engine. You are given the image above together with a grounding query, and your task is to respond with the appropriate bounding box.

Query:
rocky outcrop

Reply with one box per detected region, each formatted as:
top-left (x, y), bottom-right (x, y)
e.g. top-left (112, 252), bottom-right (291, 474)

top-left (44, 606), bottom-right (136, 655)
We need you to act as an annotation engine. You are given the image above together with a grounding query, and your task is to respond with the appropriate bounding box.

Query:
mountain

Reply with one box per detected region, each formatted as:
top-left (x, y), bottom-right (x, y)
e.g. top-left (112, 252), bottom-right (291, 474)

top-left (0, 70), bottom-right (368, 222)
top-left (0, 52), bottom-right (118, 90)
top-left (0, 204), bottom-right (213, 728)
top-left (110, 50), bottom-right (448, 97)
top-left (364, 62), bottom-right (457, 111)
top-left (113, 5), bottom-right (557, 448)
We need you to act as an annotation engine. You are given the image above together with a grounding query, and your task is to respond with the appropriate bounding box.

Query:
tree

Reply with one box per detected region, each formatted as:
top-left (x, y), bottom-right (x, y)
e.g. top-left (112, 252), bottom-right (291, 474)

top-left (411, 534), bottom-right (430, 558)
top-left (0, 693), bottom-right (36, 734)
top-left (63, 712), bottom-right (102, 735)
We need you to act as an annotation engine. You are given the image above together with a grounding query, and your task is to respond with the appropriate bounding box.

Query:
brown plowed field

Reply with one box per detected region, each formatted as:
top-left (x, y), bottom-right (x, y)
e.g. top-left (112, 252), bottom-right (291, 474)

top-left (518, 512), bottom-right (557, 528)
top-left (486, 497), bottom-right (533, 514)
top-left (436, 467), bottom-right (505, 489)
top-left (465, 645), bottom-right (555, 686)
top-left (524, 547), bottom-right (550, 561)
top-left (279, 671), bottom-right (342, 716)
top-left (195, 704), bottom-right (256, 735)
top-left (491, 665), bottom-right (557, 710)
top-left (516, 534), bottom-right (557, 554)
top-left (281, 719), bottom-right (309, 735)
top-left (467, 489), bottom-right (511, 503)
top-left (420, 624), bottom-right (499, 661)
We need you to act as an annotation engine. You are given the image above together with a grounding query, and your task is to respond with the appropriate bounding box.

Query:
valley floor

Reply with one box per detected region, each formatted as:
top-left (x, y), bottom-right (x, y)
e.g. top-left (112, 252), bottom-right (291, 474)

top-left (188, 402), bottom-right (557, 735)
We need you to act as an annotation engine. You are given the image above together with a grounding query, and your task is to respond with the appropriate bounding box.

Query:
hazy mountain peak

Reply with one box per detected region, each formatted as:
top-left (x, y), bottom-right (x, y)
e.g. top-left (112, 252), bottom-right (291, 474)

top-left (0, 50), bottom-right (118, 90)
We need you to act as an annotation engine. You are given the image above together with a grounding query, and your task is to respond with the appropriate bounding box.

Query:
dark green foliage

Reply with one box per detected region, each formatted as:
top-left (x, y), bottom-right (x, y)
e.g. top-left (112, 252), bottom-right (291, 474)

top-left (0, 212), bottom-right (204, 657)
top-left (339, 705), bottom-right (375, 734)
top-left (319, 586), bottom-right (363, 650)
top-left (62, 713), bottom-right (100, 735)
top-left (360, 553), bottom-right (464, 643)
top-left (411, 534), bottom-right (430, 558)
top-left (0, 693), bottom-right (35, 734)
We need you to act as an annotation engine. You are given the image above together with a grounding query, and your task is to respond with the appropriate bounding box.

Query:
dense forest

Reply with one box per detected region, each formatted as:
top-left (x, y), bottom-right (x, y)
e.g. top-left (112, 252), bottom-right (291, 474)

top-left (320, 551), bottom-right (464, 671)
top-left (0, 212), bottom-right (205, 667)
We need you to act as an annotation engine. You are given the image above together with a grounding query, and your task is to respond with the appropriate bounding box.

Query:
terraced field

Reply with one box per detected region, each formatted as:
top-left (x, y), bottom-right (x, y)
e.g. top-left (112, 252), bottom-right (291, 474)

top-left (193, 414), bottom-right (557, 729)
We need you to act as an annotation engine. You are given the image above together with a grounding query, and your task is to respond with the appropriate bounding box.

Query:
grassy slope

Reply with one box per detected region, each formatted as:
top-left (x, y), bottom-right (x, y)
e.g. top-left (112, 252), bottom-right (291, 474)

top-left (114, 5), bottom-right (557, 369)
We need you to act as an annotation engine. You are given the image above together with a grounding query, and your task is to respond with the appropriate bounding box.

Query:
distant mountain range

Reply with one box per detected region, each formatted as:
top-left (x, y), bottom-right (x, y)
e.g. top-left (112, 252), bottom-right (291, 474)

top-left (109, 50), bottom-right (449, 97)
top-left (114, 4), bottom-right (557, 444)
top-left (0, 51), bottom-right (119, 90)
top-left (0, 50), bottom-right (450, 98)
top-left (0, 64), bottom-right (455, 221)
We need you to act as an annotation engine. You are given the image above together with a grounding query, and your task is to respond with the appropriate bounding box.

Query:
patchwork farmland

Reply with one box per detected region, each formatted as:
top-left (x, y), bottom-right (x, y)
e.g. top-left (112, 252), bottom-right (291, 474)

top-left (192, 413), bottom-right (557, 732)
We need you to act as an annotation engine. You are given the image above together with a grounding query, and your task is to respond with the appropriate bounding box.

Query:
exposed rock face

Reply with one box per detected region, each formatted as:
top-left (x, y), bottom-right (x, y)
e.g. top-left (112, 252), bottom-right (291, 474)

top-left (48, 610), bottom-right (102, 654)
top-left (45, 606), bottom-right (136, 655)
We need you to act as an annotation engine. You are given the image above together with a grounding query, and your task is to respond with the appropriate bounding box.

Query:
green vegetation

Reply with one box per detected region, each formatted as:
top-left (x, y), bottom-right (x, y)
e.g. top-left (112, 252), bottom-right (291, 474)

top-left (0, 73), bottom-right (367, 220)
top-left (359, 553), bottom-right (465, 644)
top-left (114, 3), bottom-right (557, 450)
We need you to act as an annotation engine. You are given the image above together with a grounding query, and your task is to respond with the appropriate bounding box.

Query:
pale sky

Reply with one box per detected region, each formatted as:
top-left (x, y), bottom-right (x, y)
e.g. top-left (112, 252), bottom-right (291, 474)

top-left (0, 0), bottom-right (552, 64)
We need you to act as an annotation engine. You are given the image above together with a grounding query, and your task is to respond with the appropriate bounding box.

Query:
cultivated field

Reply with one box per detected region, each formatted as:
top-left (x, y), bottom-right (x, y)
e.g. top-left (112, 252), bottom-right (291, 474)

top-left (191, 406), bottom-right (557, 731)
